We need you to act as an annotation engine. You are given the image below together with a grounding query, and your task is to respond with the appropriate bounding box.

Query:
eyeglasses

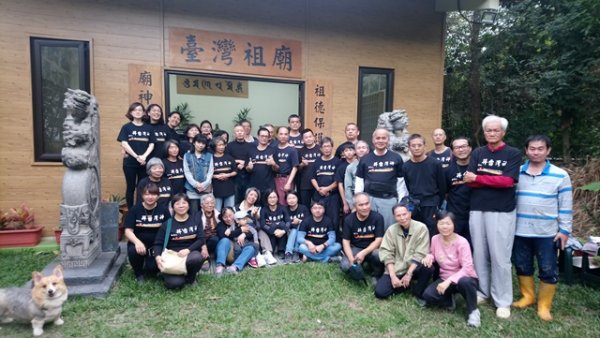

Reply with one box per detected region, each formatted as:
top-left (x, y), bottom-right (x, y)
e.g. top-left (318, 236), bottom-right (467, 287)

top-left (453, 144), bottom-right (469, 150)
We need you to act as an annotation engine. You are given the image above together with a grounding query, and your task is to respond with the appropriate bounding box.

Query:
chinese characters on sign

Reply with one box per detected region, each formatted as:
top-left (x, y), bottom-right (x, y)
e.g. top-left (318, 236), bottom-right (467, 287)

top-left (128, 64), bottom-right (163, 106)
top-left (176, 75), bottom-right (249, 98)
top-left (306, 79), bottom-right (333, 144)
top-left (168, 27), bottom-right (302, 79)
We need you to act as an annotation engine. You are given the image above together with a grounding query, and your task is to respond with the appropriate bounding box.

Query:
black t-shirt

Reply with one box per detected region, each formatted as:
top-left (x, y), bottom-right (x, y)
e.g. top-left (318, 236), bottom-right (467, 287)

top-left (136, 177), bottom-right (172, 208)
top-left (342, 211), bottom-right (385, 249)
top-left (427, 147), bottom-right (452, 170)
top-left (298, 145), bottom-right (321, 190)
top-left (124, 203), bottom-right (170, 245)
top-left (153, 215), bottom-right (205, 255)
top-left (403, 156), bottom-right (446, 206)
top-left (275, 145), bottom-right (299, 176)
top-left (179, 140), bottom-right (193, 156)
top-left (446, 160), bottom-right (471, 224)
top-left (117, 122), bottom-right (156, 166)
top-left (289, 133), bottom-right (304, 149)
top-left (311, 156), bottom-right (341, 189)
top-left (225, 140), bottom-right (254, 171)
top-left (248, 146), bottom-right (276, 192)
top-left (259, 205), bottom-right (290, 234)
top-left (162, 158), bottom-right (185, 195)
top-left (468, 144), bottom-right (521, 212)
top-left (299, 216), bottom-right (334, 246)
top-left (149, 123), bottom-right (170, 159)
top-left (334, 161), bottom-right (351, 184)
top-left (356, 150), bottom-right (403, 198)
top-left (287, 204), bottom-right (310, 229)
top-left (212, 154), bottom-right (237, 198)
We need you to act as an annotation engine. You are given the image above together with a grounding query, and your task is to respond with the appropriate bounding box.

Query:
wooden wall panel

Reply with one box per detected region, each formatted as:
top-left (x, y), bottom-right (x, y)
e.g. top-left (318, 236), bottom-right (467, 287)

top-left (0, 0), bottom-right (444, 232)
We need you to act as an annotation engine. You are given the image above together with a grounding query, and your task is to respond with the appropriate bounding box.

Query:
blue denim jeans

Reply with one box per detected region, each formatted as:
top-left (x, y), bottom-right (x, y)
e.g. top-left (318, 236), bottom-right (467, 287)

top-left (215, 195), bottom-right (235, 213)
top-left (285, 228), bottom-right (299, 254)
top-left (298, 242), bottom-right (342, 262)
top-left (232, 243), bottom-right (257, 271)
top-left (512, 236), bottom-right (558, 284)
top-left (214, 237), bottom-right (232, 267)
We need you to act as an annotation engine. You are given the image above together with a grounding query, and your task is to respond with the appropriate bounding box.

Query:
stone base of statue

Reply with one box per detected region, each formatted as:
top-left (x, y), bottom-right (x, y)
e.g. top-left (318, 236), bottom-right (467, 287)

top-left (41, 242), bottom-right (126, 297)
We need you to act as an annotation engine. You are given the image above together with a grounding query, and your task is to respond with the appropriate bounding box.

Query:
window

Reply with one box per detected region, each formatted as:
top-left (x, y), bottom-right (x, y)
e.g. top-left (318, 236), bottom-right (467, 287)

top-left (357, 67), bottom-right (394, 144)
top-left (31, 38), bottom-right (90, 162)
top-left (165, 71), bottom-right (303, 134)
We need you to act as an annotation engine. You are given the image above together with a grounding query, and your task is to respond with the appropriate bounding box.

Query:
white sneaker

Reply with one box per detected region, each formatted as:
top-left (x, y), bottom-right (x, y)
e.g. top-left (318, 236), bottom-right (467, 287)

top-left (496, 307), bottom-right (511, 319)
top-left (264, 251), bottom-right (278, 265)
top-left (467, 309), bottom-right (481, 327)
top-left (256, 253), bottom-right (267, 267)
top-left (476, 291), bottom-right (488, 305)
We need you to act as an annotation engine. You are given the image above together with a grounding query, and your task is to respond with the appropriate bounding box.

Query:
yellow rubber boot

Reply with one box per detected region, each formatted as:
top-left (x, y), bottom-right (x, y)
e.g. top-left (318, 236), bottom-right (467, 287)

top-left (537, 282), bottom-right (557, 321)
top-left (512, 276), bottom-right (536, 308)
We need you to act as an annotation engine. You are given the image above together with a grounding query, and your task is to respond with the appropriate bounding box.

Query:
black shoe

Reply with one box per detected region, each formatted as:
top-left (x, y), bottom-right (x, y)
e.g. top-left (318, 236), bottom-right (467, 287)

top-left (135, 275), bottom-right (145, 285)
top-left (284, 252), bottom-right (293, 264)
top-left (292, 252), bottom-right (300, 263)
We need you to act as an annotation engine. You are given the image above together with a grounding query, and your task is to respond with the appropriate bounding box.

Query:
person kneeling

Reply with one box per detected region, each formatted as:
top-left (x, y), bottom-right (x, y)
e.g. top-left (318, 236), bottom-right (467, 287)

top-left (297, 201), bottom-right (341, 262)
top-left (154, 194), bottom-right (208, 289)
top-left (375, 203), bottom-right (433, 302)
top-left (421, 211), bottom-right (480, 328)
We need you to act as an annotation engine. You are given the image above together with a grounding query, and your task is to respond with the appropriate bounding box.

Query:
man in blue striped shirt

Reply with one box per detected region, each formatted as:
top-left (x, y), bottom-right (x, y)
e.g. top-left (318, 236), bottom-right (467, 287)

top-left (513, 135), bottom-right (572, 321)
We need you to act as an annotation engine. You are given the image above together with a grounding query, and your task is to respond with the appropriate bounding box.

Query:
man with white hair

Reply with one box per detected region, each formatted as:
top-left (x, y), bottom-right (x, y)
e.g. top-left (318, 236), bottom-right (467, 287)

top-left (463, 115), bottom-right (521, 319)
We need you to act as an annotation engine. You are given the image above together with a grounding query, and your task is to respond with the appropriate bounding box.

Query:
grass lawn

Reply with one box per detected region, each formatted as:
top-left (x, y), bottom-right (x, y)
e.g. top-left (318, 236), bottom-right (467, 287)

top-left (1, 249), bottom-right (599, 337)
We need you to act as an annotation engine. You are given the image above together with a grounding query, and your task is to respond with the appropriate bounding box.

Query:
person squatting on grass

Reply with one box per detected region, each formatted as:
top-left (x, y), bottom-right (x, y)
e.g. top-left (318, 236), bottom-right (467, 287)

top-left (297, 201), bottom-right (342, 262)
top-left (154, 193), bottom-right (208, 289)
top-left (283, 192), bottom-right (309, 263)
top-left (512, 135), bottom-right (573, 321)
top-left (124, 183), bottom-right (170, 284)
top-left (375, 203), bottom-right (433, 302)
top-left (421, 210), bottom-right (480, 327)
top-left (214, 208), bottom-right (258, 275)
top-left (340, 192), bottom-right (385, 283)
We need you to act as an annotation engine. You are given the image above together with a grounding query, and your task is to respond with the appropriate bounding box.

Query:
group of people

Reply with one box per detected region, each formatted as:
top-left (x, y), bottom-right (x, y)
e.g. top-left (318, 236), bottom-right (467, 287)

top-left (117, 103), bottom-right (572, 328)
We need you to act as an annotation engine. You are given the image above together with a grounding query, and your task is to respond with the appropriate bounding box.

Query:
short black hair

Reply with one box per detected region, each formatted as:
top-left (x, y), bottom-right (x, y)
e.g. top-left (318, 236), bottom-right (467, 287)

top-left (451, 136), bottom-right (471, 149)
top-left (524, 134), bottom-right (551, 149)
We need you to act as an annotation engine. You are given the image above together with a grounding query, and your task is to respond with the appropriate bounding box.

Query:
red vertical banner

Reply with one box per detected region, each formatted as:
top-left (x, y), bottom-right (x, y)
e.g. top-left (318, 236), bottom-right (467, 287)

top-left (305, 79), bottom-right (333, 144)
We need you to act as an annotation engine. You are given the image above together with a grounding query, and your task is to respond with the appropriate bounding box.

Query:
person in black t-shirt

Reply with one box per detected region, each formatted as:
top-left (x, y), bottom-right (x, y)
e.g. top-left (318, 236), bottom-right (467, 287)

top-left (403, 134), bottom-right (446, 236)
top-left (147, 104), bottom-right (170, 159)
top-left (284, 192), bottom-right (309, 263)
top-left (298, 128), bottom-right (321, 207)
top-left (226, 124), bottom-right (254, 204)
top-left (274, 126), bottom-right (299, 206)
top-left (335, 122), bottom-right (360, 159)
top-left (180, 124), bottom-right (200, 156)
top-left (211, 137), bottom-right (237, 211)
top-left (427, 128), bottom-right (452, 170)
top-left (355, 128), bottom-right (406, 229)
top-left (117, 102), bottom-right (156, 208)
top-left (336, 144), bottom-right (356, 215)
top-left (288, 114), bottom-right (304, 149)
top-left (165, 111), bottom-right (182, 142)
top-left (462, 115), bottom-right (521, 319)
top-left (136, 157), bottom-right (172, 208)
top-left (340, 193), bottom-right (385, 281)
top-left (154, 193), bottom-right (208, 289)
top-left (247, 127), bottom-right (279, 202)
top-left (297, 201), bottom-right (342, 262)
top-left (124, 183), bottom-right (170, 283)
top-left (311, 137), bottom-right (342, 229)
top-left (445, 137), bottom-right (473, 245)
top-left (162, 139), bottom-right (185, 195)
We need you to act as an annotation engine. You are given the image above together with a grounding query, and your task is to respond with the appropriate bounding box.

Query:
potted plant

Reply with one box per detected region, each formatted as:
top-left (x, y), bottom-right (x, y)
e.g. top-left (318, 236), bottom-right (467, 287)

top-left (0, 203), bottom-right (43, 247)
top-left (54, 224), bottom-right (62, 244)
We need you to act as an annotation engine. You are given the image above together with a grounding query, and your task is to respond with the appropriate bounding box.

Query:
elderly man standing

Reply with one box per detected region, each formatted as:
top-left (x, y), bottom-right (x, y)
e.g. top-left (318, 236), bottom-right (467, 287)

top-left (355, 128), bottom-right (407, 229)
top-left (512, 135), bottom-right (572, 321)
top-left (462, 115), bottom-right (521, 319)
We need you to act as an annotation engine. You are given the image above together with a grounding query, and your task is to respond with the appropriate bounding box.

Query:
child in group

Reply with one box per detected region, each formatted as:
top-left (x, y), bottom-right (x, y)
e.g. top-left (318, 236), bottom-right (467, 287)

top-left (421, 210), bottom-right (480, 328)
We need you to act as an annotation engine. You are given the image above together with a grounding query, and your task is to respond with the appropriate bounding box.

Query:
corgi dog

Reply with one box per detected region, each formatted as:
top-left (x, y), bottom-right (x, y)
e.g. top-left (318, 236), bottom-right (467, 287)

top-left (0, 265), bottom-right (68, 336)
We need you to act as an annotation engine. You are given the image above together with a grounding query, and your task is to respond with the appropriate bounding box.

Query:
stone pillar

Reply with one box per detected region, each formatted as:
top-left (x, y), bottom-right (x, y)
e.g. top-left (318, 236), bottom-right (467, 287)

top-left (59, 89), bottom-right (101, 268)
